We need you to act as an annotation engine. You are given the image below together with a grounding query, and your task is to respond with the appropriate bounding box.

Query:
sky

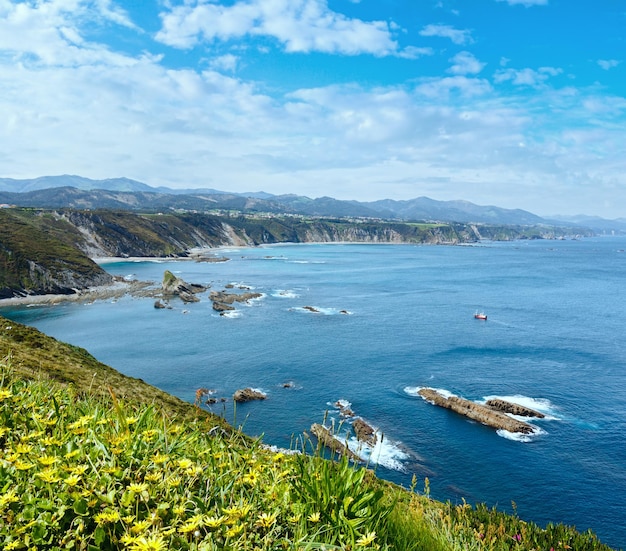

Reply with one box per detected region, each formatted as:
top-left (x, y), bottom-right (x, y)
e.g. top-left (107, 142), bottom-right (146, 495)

top-left (0, 1), bottom-right (625, 218)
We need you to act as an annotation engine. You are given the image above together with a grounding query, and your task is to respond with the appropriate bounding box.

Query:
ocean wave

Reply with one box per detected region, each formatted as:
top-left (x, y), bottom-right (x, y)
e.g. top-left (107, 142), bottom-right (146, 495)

top-left (348, 431), bottom-right (409, 472)
top-left (404, 386), bottom-right (457, 400)
top-left (287, 260), bottom-right (327, 264)
top-left (497, 425), bottom-right (547, 442)
top-left (272, 289), bottom-right (300, 299)
top-left (291, 306), bottom-right (352, 315)
top-left (219, 311), bottom-right (242, 319)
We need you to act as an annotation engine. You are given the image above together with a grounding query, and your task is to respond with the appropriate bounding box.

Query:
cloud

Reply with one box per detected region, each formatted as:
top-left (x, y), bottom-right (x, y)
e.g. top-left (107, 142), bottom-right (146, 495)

top-left (419, 24), bottom-right (473, 45)
top-left (494, 66), bottom-right (562, 87)
top-left (598, 59), bottom-right (621, 70)
top-left (495, 0), bottom-right (548, 6)
top-left (448, 51), bottom-right (486, 75)
top-left (155, 0), bottom-right (401, 56)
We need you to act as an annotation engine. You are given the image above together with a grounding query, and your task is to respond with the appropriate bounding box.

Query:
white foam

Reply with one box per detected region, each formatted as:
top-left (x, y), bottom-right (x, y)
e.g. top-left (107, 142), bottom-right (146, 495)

top-left (404, 386), bottom-right (456, 400)
top-left (481, 394), bottom-right (560, 420)
top-left (497, 425), bottom-right (546, 442)
top-left (272, 290), bottom-right (300, 299)
top-left (292, 306), bottom-right (351, 316)
top-left (220, 311), bottom-right (242, 319)
top-left (346, 429), bottom-right (409, 472)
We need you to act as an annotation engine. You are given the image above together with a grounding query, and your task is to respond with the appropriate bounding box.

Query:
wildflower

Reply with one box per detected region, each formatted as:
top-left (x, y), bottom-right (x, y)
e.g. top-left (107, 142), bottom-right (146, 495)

top-left (152, 453), bottom-right (169, 465)
top-left (130, 519), bottom-right (152, 534)
top-left (0, 388), bottom-right (13, 401)
top-left (65, 449), bottom-right (81, 460)
top-left (0, 426), bottom-right (8, 437)
top-left (179, 514), bottom-right (204, 534)
top-left (144, 472), bottom-right (162, 483)
top-left (356, 531), bottom-right (377, 547)
top-left (226, 524), bottom-right (244, 538)
top-left (4, 540), bottom-right (21, 550)
top-left (128, 482), bottom-right (149, 495)
top-left (15, 460), bottom-right (35, 471)
top-left (38, 454), bottom-right (59, 466)
top-left (70, 464), bottom-right (88, 475)
top-left (176, 458), bottom-right (193, 470)
top-left (64, 474), bottom-right (82, 487)
top-left (130, 534), bottom-right (167, 551)
top-left (40, 435), bottom-right (62, 446)
top-left (126, 416), bottom-right (139, 425)
top-left (288, 514), bottom-right (301, 523)
top-left (255, 512), bottom-right (278, 529)
top-left (0, 489), bottom-right (19, 509)
top-left (173, 505), bottom-right (186, 516)
top-left (307, 512), bottom-right (321, 523)
top-left (15, 443), bottom-right (33, 455)
top-left (204, 515), bottom-right (227, 529)
top-left (94, 510), bottom-right (121, 525)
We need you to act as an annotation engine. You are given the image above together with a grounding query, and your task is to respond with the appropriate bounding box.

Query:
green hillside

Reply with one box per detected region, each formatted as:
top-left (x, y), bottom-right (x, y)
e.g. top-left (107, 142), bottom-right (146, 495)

top-left (0, 315), bottom-right (615, 550)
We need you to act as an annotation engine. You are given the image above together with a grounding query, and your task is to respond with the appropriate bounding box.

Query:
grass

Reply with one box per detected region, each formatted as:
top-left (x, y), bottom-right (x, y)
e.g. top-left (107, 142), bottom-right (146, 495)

top-left (0, 315), bottom-right (618, 550)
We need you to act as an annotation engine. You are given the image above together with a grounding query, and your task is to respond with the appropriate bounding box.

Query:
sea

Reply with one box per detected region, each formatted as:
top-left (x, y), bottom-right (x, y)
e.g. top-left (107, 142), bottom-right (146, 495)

top-left (2, 237), bottom-right (625, 549)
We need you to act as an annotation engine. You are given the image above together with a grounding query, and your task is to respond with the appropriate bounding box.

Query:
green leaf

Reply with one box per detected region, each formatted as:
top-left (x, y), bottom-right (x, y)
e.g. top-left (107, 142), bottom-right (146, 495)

top-left (73, 497), bottom-right (88, 515)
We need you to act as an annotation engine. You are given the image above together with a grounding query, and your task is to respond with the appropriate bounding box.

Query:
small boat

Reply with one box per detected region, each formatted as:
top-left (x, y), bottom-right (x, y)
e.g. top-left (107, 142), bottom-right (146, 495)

top-left (474, 312), bottom-right (487, 320)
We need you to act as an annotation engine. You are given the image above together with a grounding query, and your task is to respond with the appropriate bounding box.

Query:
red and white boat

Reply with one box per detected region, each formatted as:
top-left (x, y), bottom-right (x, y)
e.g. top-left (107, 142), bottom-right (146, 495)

top-left (474, 312), bottom-right (487, 320)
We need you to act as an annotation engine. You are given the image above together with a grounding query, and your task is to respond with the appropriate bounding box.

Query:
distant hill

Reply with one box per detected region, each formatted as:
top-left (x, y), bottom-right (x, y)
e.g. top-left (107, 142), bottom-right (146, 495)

top-left (1, 175), bottom-right (622, 232)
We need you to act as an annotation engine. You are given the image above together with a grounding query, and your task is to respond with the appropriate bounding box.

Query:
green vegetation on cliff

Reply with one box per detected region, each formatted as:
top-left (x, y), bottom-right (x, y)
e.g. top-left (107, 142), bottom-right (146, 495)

top-left (0, 315), bottom-right (616, 550)
top-left (0, 209), bottom-right (111, 299)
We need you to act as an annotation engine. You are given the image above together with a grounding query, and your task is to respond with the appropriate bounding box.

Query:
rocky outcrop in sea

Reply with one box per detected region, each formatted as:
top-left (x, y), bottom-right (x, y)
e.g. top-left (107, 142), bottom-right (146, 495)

top-left (418, 388), bottom-right (535, 434)
top-left (161, 270), bottom-right (206, 303)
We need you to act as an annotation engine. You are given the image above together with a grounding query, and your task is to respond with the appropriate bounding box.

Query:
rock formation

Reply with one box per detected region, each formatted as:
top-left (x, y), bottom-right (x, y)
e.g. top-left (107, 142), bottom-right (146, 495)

top-left (353, 418), bottom-right (377, 446)
top-left (418, 388), bottom-right (535, 434)
top-left (161, 270), bottom-right (206, 303)
top-left (309, 424), bottom-right (359, 461)
top-left (485, 398), bottom-right (545, 418)
top-left (209, 289), bottom-right (262, 312)
top-left (233, 388), bottom-right (267, 402)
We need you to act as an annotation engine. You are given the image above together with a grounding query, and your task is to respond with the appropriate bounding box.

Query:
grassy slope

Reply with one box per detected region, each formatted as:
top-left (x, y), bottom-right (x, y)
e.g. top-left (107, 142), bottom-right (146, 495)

top-left (0, 314), bottom-right (228, 429)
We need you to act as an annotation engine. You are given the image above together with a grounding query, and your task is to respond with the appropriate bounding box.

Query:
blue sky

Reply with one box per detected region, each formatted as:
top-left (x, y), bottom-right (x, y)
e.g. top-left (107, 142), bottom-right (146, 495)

top-left (0, 1), bottom-right (625, 218)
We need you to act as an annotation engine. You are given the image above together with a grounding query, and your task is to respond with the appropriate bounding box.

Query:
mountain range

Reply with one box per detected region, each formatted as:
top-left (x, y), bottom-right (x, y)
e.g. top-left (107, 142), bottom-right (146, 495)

top-left (1, 174), bottom-right (624, 232)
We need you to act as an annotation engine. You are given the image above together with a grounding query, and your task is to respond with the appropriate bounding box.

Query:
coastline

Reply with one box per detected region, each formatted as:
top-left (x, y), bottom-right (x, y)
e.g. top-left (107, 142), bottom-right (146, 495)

top-left (0, 278), bottom-right (156, 307)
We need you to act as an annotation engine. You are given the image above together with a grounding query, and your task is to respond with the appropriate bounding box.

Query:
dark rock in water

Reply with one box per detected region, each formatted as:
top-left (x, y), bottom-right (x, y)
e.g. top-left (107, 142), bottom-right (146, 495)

top-left (233, 388), bottom-right (266, 402)
top-left (161, 270), bottom-right (206, 303)
top-left (418, 388), bottom-right (535, 434)
top-left (212, 301), bottom-right (235, 312)
top-left (154, 299), bottom-right (167, 309)
top-left (486, 398), bottom-right (545, 418)
top-left (353, 418), bottom-right (377, 446)
top-left (334, 400), bottom-right (354, 418)
top-left (303, 305), bottom-right (320, 313)
top-left (209, 290), bottom-right (262, 306)
top-left (309, 424), bottom-right (359, 460)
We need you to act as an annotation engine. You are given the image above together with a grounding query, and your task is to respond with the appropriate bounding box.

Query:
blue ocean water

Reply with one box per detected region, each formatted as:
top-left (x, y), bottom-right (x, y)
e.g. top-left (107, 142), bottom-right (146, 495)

top-left (2, 238), bottom-right (626, 549)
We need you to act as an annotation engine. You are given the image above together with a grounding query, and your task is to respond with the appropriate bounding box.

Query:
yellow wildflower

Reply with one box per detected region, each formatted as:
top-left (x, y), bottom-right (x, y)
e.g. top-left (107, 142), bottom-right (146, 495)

top-left (176, 458), bottom-right (193, 470)
top-left (356, 531), bottom-right (377, 547)
top-left (94, 510), bottom-right (121, 525)
top-left (255, 512), bottom-right (278, 529)
top-left (0, 489), bottom-right (19, 509)
top-left (130, 519), bottom-right (152, 534)
top-left (128, 482), bottom-right (149, 495)
top-left (15, 443), bottom-right (33, 455)
top-left (38, 454), bottom-right (59, 466)
top-left (204, 515), bottom-right (227, 529)
top-left (179, 513), bottom-right (204, 534)
top-left (0, 388), bottom-right (13, 401)
top-left (64, 474), bottom-right (82, 487)
top-left (152, 453), bottom-right (169, 464)
top-left (4, 540), bottom-right (21, 550)
top-left (126, 416), bottom-right (138, 425)
top-left (307, 512), bottom-right (321, 523)
top-left (40, 435), bottom-right (62, 446)
top-left (65, 449), bottom-right (81, 460)
top-left (0, 426), bottom-right (8, 437)
top-left (129, 534), bottom-right (168, 551)
top-left (70, 464), bottom-right (88, 475)
top-left (144, 472), bottom-right (162, 483)
top-left (15, 460), bottom-right (35, 471)
top-left (225, 524), bottom-right (244, 538)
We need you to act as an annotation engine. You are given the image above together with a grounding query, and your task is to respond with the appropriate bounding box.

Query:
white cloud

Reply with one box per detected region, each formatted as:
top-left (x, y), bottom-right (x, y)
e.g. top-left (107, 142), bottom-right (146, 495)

top-left (495, 0), bottom-right (548, 6)
top-left (494, 66), bottom-right (562, 87)
top-left (598, 59), bottom-right (620, 70)
top-left (419, 24), bottom-right (473, 45)
top-left (448, 51), bottom-right (486, 75)
top-left (156, 0), bottom-right (401, 56)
